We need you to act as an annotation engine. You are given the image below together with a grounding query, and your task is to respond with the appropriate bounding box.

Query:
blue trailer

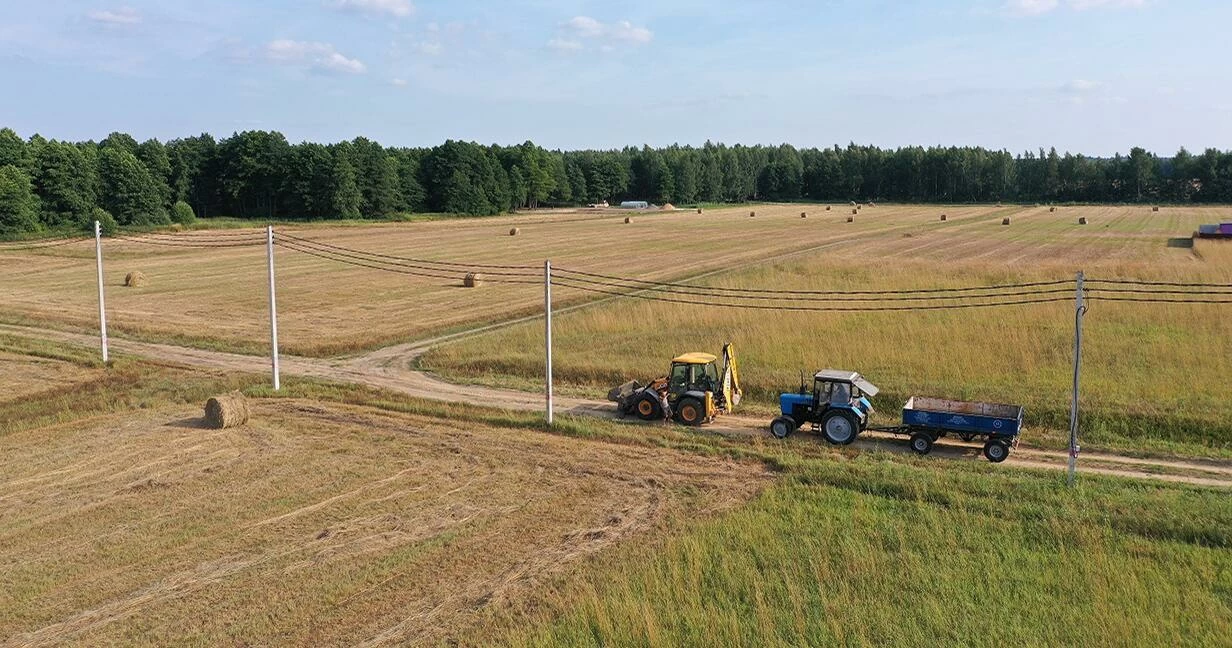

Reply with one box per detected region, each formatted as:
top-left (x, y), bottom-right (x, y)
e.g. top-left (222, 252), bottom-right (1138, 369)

top-left (887, 396), bottom-right (1023, 462)
top-left (768, 371), bottom-right (1023, 463)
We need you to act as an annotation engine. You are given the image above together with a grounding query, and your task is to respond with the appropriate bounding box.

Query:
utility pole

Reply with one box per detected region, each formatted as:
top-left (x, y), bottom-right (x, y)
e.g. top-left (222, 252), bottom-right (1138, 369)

top-left (1068, 270), bottom-right (1086, 487)
top-left (94, 220), bottom-right (109, 363)
top-left (267, 226), bottom-right (281, 390)
top-left (544, 259), bottom-right (553, 426)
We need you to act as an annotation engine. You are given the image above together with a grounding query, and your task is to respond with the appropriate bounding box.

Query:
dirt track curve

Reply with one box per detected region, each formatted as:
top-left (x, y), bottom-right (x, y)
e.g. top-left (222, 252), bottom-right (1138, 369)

top-left (3, 322), bottom-right (1230, 489)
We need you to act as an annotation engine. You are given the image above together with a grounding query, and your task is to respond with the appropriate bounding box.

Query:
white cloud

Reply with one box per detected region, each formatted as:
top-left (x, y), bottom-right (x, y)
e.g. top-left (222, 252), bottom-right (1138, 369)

top-left (330, 0), bottom-right (414, 18)
top-left (414, 41), bottom-right (441, 56)
top-left (547, 38), bottom-right (583, 51)
top-left (391, 77), bottom-right (408, 86)
top-left (266, 40), bottom-right (366, 74)
top-left (552, 16), bottom-right (653, 50)
top-left (88, 7), bottom-right (141, 25)
top-left (1061, 79), bottom-right (1100, 92)
top-left (1006, 0), bottom-right (1146, 15)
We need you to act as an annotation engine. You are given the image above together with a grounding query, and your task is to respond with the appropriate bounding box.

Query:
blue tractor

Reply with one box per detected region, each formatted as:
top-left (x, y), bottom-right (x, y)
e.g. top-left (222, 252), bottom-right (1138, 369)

top-left (769, 369), bottom-right (878, 444)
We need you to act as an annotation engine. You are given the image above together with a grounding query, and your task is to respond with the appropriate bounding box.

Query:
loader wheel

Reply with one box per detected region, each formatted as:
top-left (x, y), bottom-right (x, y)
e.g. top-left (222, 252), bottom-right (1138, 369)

top-left (983, 440), bottom-right (1010, 463)
top-left (909, 432), bottom-right (934, 455)
top-left (634, 396), bottom-right (661, 421)
top-left (769, 416), bottom-right (795, 439)
top-left (675, 397), bottom-right (705, 426)
top-left (821, 410), bottom-right (859, 445)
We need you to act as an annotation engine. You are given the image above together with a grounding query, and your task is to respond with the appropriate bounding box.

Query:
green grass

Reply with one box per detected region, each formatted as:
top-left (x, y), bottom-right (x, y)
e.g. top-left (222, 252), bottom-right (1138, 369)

top-left (502, 458), bottom-right (1232, 647)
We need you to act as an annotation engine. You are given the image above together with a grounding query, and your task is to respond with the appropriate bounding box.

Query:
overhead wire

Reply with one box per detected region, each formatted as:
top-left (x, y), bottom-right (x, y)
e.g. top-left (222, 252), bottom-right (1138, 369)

top-left (277, 231), bottom-right (539, 272)
top-left (274, 238), bottom-right (541, 284)
top-left (552, 266), bottom-right (1073, 296)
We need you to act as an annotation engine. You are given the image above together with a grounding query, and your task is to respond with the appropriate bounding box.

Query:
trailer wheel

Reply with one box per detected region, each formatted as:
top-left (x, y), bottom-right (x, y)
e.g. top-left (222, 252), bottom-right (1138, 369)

top-left (675, 397), bottom-right (705, 426)
top-left (909, 432), bottom-right (934, 455)
top-left (983, 440), bottom-right (1010, 463)
top-left (634, 395), bottom-right (661, 421)
top-left (770, 416), bottom-right (795, 439)
top-left (821, 411), bottom-right (859, 445)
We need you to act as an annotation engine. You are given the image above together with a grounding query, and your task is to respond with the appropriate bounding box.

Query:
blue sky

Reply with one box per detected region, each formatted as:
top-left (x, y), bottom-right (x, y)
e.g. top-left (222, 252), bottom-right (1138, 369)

top-left (0, 0), bottom-right (1228, 154)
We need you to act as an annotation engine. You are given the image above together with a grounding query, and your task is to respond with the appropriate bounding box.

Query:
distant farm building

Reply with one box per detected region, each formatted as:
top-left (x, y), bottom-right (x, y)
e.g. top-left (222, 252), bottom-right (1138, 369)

top-left (620, 200), bottom-right (649, 209)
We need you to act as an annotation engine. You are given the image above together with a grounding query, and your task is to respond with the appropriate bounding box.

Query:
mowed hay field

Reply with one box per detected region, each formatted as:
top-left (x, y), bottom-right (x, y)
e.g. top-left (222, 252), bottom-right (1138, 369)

top-left (0, 203), bottom-right (1127, 357)
top-left (425, 206), bottom-right (1232, 458)
top-left (0, 351), bottom-right (1227, 646)
top-left (0, 397), bottom-right (767, 645)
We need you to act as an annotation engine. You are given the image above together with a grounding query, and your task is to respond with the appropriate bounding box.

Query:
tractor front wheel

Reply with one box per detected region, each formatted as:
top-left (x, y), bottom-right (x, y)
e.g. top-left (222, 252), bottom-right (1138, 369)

top-left (821, 410), bottom-right (859, 445)
top-left (675, 397), bottom-right (706, 426)
top-left (770, 416), bottom-right (795, 439)
top-left (634, 395), bottom-right (662, 421)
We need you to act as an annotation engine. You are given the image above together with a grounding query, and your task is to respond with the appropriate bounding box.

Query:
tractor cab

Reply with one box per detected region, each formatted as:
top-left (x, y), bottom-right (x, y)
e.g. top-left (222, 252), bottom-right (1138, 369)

top-left (772, 369), bottom-right (878, 443)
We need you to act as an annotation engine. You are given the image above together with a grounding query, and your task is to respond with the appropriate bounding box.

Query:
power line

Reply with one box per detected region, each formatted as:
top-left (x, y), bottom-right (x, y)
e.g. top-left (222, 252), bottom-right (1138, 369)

top-left (553, 272), bottom-right (1076, 303)
top-left (276, 234), bottom-right (540, 278)
top-left (0, 236), bottom-right (91, 250)
top-left (551, 278), bottom-right (1073, 312)
top-left (1086, 295), bottom-right (1232, 304)
top-left (1087, 278), bottom-right (1232, 289)
top-left (275, 239), bottom-right (540, 284)
top-left (277, 231), bottom-right (539, 272)
top-left (112, 234), bottom-right (265, 248)
top-left (553, 266), bottom-right (1073, 296)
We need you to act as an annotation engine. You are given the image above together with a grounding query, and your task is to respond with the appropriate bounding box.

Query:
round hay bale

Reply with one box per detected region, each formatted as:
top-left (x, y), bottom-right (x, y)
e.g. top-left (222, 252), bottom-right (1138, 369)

top-left (1049, 206), bottom-right (1057, 213)
top-left (124, 271), bottom-right (147, 288)
top-left (850, 201), bottom-right (857, 206)
top-left (463, 272), bottom-right (483, 287)
top-left (825, 205), bottom-right (832, 211)
top-left (846, 216), bottom-right (854, 223)
top-left (1152, 206), bottom-right (1160, 212)
top-left (509, 227), bottom-right (520, 236)
top-left (1001, 217), bottom-right (1011, 226)
top-left (851, 208), bottom-right (858, 215)
top-left (940, 214), bottom-right (947, 221)
top-left (696, 207), bottom-right (703, 214)
top-left (204, 392), bottom-right (249, 429)
top-left (1078, 217), bottom-right (1087, 225)
top-left (749, 211), bottom-right (756, 217)
top-left (624, 216), bottom-right (633, 224)
top-left (800, 212), bottom-right (807, 218)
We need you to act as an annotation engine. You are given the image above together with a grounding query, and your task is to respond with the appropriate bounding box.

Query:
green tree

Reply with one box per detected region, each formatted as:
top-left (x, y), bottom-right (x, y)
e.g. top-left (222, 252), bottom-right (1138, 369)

top-left (0, 128), bottom-right (31, 171)
top-left (90, 207), bottom-right (118, 235)
top-left (32, 140), bottom-right (97, 225)
top-left (330, 154), bottom-right (362, 220)
top-left (0, 164), bottom-right (41, 234)
top-left (137, 139), bottom-right (174, 209)
top-left (98, 147), bottom-right (168, 225)
top-left (172, 200), bottom-right (196, 226)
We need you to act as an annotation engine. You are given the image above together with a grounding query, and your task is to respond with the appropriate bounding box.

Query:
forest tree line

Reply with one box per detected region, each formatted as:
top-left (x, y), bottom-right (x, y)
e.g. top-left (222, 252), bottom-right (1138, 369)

top-left (2, 126), bottom-right (1232, 235)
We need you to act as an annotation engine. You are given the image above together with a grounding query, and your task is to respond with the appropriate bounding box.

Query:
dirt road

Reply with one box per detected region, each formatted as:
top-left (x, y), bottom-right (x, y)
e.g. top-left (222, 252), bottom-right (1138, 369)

top-left (3, 322), bottom-right (1230, 489)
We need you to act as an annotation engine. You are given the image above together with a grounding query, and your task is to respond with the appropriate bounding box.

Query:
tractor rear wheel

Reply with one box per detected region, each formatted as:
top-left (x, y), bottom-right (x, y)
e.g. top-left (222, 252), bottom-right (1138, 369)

top-left (821, 410), bottom-right (859, 445)
top-left (983, 440), bottom-right (1010, 463)
top-left (910, 432), bottom-right (934, 455)
top-left (675, 397), bottom-right (706, 426)
top-left (770, 416), bottom-right (795, 439)
top-left (634, 395), bottom-right (661, 421)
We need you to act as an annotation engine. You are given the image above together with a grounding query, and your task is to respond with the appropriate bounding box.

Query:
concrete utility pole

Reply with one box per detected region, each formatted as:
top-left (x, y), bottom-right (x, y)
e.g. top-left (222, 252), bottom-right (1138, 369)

top-left (544, 259), bottom-right (553, 425)
top-left (1068, 270), bottom-right (1086, 487)
top-left (94, 220), bottom-right (109, 363)
top-left (267, 226), bottom-right (281, 390)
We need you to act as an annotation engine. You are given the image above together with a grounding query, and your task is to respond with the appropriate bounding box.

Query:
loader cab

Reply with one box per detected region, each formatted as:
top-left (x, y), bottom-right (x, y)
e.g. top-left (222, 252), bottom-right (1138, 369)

top-left (668, 353), bottom-right (720, 396)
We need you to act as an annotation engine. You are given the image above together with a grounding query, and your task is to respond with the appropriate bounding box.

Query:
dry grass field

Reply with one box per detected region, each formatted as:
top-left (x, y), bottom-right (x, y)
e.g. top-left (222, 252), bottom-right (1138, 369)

top-left (422, 206), bottom-right (1232, 458)
top-left (0, 397), bottom-right (767, 645)
top-left (1, 203), bottom-right (1197, 357)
